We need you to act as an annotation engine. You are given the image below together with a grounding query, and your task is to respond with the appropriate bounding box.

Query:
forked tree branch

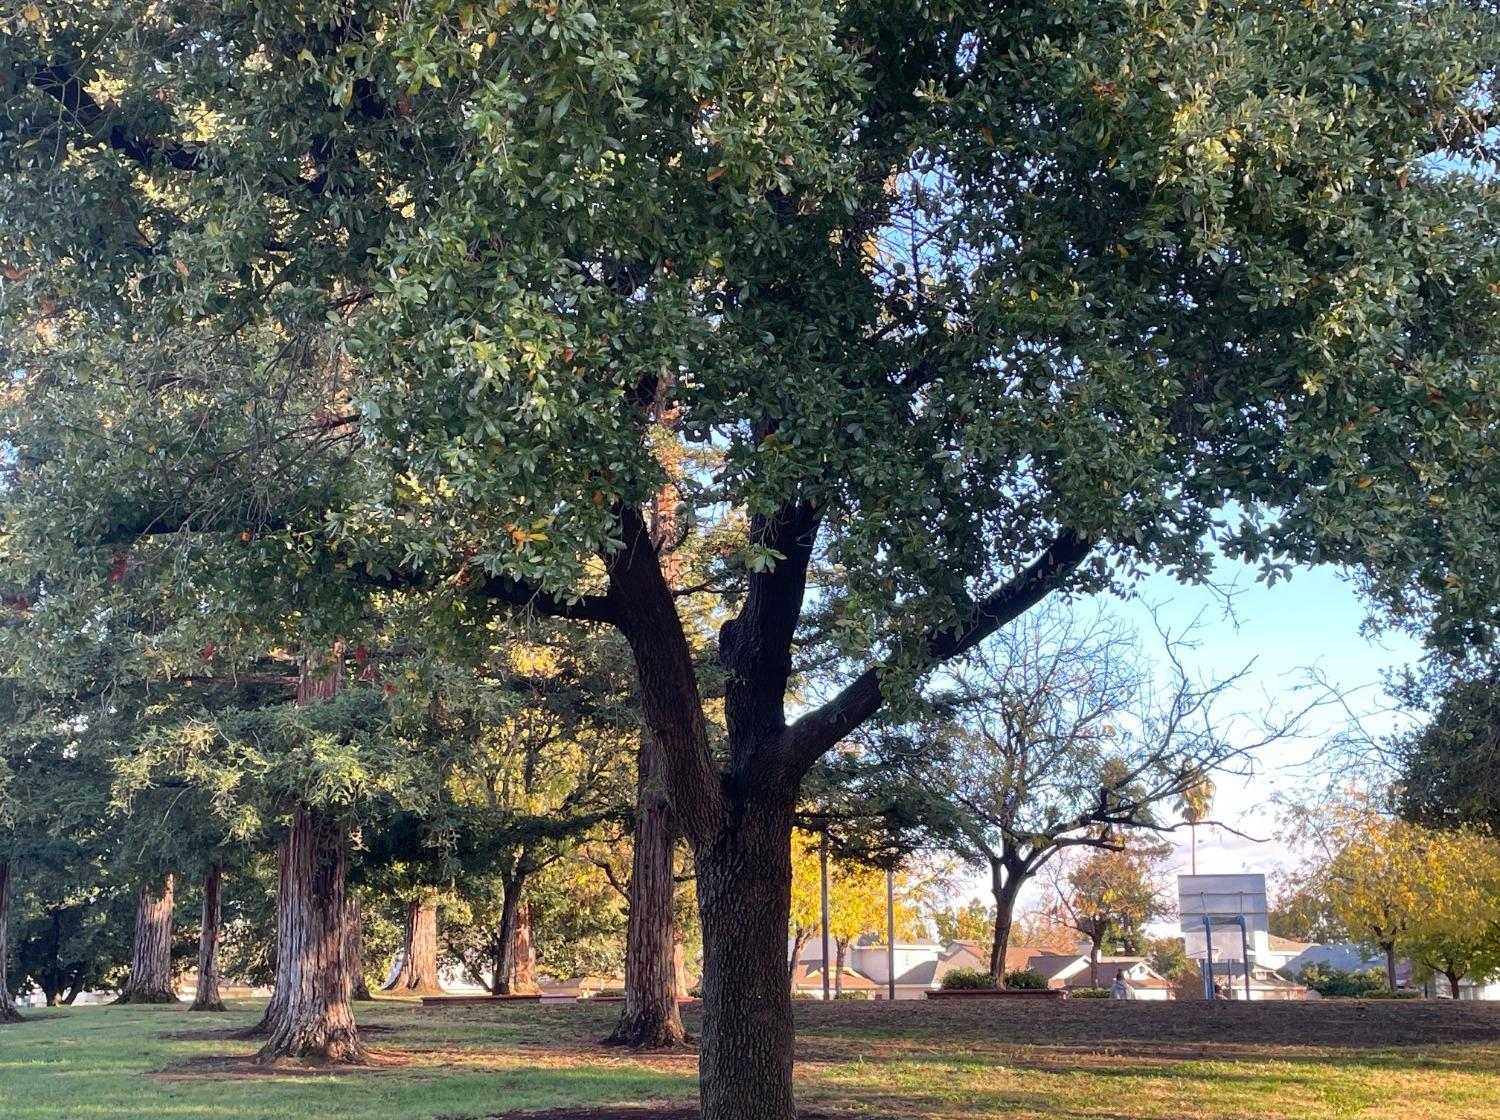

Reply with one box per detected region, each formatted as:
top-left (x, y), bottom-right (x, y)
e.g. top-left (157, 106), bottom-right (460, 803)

top-left (782, 529), bottom-right (1093, 779)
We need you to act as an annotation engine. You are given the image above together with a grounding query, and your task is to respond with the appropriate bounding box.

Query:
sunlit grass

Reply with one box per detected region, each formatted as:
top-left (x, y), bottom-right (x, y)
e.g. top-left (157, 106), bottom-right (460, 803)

top-left (1, 998), bottom-right (1498, 1118)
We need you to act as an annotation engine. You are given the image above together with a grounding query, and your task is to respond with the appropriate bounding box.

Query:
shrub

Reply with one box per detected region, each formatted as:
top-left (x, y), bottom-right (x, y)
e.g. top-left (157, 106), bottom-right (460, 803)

top-left (836, 990), bottom-right (871, 1000)
top-left (941, 968), bottom-right (999, 991)
top-left (1296, 964), bottom-right (1389, 998)
top-left (1004, 968), bottom-right (1048, 990)
top-left (1361, 989), bottom-right (1420, 999)
top-left (595, 988), bottom-right (627, 998)
top-left (1071, 987), bottom-right (1111, 999)
top-left (792, 990), bottom-right (817, 1000)
top-left (687, 984), bottom-right (704, 999)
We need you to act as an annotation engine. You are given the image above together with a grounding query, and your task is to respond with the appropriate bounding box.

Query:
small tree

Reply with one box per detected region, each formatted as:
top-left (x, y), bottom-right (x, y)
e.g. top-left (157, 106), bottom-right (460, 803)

top-left (1052, 841), bottom-right (1171, 987)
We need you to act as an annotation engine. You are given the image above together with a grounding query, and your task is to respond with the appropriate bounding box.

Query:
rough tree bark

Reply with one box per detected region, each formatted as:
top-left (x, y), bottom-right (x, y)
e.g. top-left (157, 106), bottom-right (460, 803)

top-left (608, 391), bottom-right (690, 1049)
top-left (255, 807), bottom-right (362, 1063)
top-left (695, 798), bottom-right (800, 1120)
top-left (509, 900), bottom-right (540, 994)
top-left (190, 863), bottom-right (226, 1012)
top-left (1, 860), bottom-right (21, 1022)
top-left (1383, 940), bottom-right (1399, 993)
top-left (834, 937), bottom-right (848, 998)
top-left (606, 733), bottom-right (686, 1047)
top-left (383, 894), bottom-right (443, 995)
top-left (255, 646), bottom-right (363, 1062)
top-left (347, 897), bottom-right (374, 1000)
top-left (115, 876), bottom-right (179, 1004)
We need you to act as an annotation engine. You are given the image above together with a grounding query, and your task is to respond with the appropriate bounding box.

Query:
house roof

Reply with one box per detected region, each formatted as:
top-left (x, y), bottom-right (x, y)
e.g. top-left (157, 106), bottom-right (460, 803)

top-left (1266, 935), bottom-right (1317, 954)
top-left (792, 964), bottom-right (881, 991)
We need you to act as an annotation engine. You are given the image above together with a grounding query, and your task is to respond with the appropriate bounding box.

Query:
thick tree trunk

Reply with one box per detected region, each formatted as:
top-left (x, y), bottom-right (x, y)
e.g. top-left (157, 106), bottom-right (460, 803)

top-left (509, 900), bottom-right (540, 994)
top-left (347, 897), bottom-right (374, 1000)
top-left (190, 863), bottom-right (225, 1012)
top-left (0, 860), bottom-right (21, 1022)
top-left (384, 894), bottom-right (443, 995)
top-left (607, 734), bottom-right (686, 1048)
top-left (1383, 941), bottom-right (1399, 993)
top-left (255, 808), bottom-right (362, 1063)
top-left (696, 799), bottom-right (798, 1120)
top-left (116, 876), bottom-right (178, 1004)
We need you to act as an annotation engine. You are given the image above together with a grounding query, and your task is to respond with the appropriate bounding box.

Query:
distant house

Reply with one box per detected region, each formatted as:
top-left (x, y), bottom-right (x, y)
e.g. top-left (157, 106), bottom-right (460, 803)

top-left (789, 937), bottom-right (1174, 999)
top-left (1256, 935), bottom-right (1319, 971)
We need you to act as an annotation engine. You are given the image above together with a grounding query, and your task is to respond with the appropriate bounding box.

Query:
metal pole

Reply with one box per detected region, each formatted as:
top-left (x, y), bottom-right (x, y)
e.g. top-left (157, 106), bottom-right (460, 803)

top-left (820, 831), bottom-right (832, 1002)
top-left (1239, 916), bottom-right (1252, 1002)
top-left (886, 866), bottom-right (897, 1003)
top-left (1202, 917), bottom-right (1215, 1000)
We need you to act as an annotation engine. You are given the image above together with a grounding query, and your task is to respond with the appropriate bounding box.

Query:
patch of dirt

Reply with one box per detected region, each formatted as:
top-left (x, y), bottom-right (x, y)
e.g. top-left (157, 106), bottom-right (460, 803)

top-left (793, 996), bottom-right (1500, 1050)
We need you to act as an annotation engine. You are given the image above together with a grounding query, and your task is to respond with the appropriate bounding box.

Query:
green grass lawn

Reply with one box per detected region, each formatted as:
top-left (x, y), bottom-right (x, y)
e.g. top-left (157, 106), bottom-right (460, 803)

top-left (2, 997), bottom-right (1499, 1119)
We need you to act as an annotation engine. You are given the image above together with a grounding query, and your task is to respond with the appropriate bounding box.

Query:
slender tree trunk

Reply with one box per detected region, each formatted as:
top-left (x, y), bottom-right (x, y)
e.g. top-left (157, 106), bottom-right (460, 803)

top-left (696, 798), bottom-right (798, 1120)
top-left (255, 808), bottom-right (362, 1063)
top-left (347, 897), bottom-right (373, 1000)
top-left (987, 859), bottom-right (1025, 987)
top-left (607, 734), bottom-right (686, 1047)
top-left (1383, 941), bottom-right (1399, 992)
top-left (674, 928), bottom-right (690, 997)
top-left (490, 874), bottom-right (527, 995)
top-left (1444, 967), bottom-right (1464, 999)
top-left (0, 860), bottom-right (21, 1022)
top-left (1090, 938), bottom-right (1103, 988)
top-left (116, 876), bottom-right (178, 1004)
top-left (384, 894), bottom-right (443, 995)
top-left (787, 927), bottom-right (812, 994)
top-left (190, 863), bottom-right (226, 1012)
top-left (834, 938), bottom-right (847, 998)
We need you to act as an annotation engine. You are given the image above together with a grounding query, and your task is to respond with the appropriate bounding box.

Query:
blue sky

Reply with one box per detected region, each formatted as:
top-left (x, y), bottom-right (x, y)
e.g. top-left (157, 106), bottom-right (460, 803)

top-left (1111, 561), bottom-right (1422, 876)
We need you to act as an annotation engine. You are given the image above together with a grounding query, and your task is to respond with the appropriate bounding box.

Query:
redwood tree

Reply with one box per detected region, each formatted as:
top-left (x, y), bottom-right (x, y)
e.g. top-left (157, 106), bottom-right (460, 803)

top-left (114, 876), bottom-right (178, 1005)
top-left (7, 2), bottom-right (1500, 1116)
top-left (190, 862), bottom-right (226, 1012)
top-left (382, 892), bottom-right (444, 995)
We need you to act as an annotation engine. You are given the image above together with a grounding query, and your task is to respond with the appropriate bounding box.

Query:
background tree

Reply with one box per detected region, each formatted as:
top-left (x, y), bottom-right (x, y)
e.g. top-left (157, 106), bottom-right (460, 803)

top-left (1295, 798), bottom-right (1451, 990)
top-left (931, 899), bottom-right (995, 945)
top-left (1175, 777), bottom-right (1216, 877)
top-left (1050, 840), bottom-right (1171, 986)
top-left (931, 605), bottom-right (1256, 983)
top-left (1393, 665), bottom-right (1500, 832)
top-left (1403, 829), bottom-right (1500, 997)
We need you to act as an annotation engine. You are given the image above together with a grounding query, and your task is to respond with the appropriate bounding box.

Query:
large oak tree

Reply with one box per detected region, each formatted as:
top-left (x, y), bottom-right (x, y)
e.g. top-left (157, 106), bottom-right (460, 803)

top-left (7, 1), bottom-right (1500, 1114)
